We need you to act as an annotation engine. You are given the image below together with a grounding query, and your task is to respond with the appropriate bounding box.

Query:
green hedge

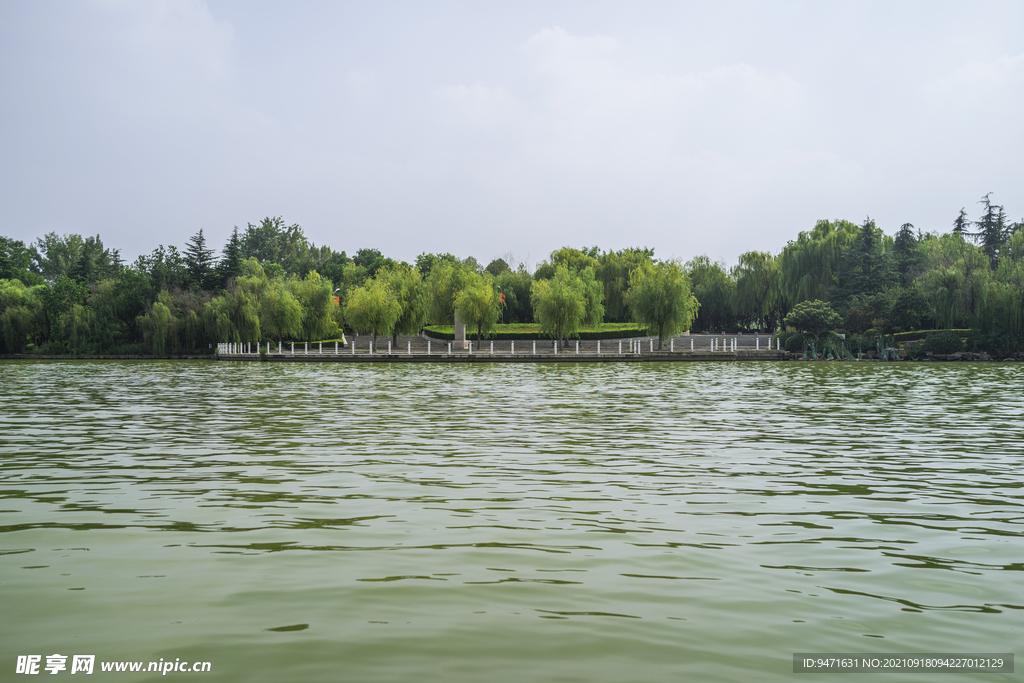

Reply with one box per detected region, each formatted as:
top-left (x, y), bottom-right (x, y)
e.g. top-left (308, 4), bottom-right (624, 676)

top-left (423, 324), bottom-right (651, 341)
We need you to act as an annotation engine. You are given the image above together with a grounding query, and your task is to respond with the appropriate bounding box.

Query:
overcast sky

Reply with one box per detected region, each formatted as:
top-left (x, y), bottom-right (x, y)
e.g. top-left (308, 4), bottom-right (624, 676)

top-left (2, 1), bottom-right (1022, 269)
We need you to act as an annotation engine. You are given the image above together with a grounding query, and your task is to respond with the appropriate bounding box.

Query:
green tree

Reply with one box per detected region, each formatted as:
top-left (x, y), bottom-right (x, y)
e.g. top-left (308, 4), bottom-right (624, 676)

top-left (0, 237), bottom-right (44, 285)
top-left (494, 267), bottom-right (533, 324)
top-left (204, 259), bottom-right (263, 343)
top-left (134, 245), bottom-right (187, 291)
top-left (531, 265), bottom-right (603, 347)
top-left (893, 223), bottom-right (924, 287)
top-left (597, 247), bottom-right (654, 322)
top-left (624, 260), bottom-right (699, 348)
top-left (184, 229), bottom-right (217, 290)
top-left (952, 208), bottom-right (970, 236)
top-left (831, 217), bottom-right (896, 304)
top-left (344, 277), bottom-right (401, 346)
top-left (0, 278), bottom-right (44, 353)
top-left (425, 260), bottom-right (474, 325)
top-left (218, 227), bottom-right (243, 287)
top-left (454, 272), bottom-right (499, 343)
top-left (415, 252), bottom-right (459, 278)
top-left (32, 232), bottom-right (85, 282)
top-left (778, 219), bottom-right (859, 306)
top-left (685, 255), bottom-right (736, 333)
top-left (259, 279), bottom-right (303, 345)
top-left (353, 248), bottom-right (395, 278)
top-left (732, 251), bottom-right (780, 331)
top-left (288, 270), bottom-right (338, 343)
top-left (137, 294), bottom-right (177, 356)
top-left (485, 258), bottom-right (511, 277)
top-left (973, 193), bottom-right (1008, 266)
top-left (317, 250), bottom-right (351, 290)
top-left (784, 299), bottom-right (842, 339)
top-left (241, 217), bottom-right (310, 274)
top-left (379, 263), bottom-right (428, 345)
top-left (918, 233), bottom-right (990, 328)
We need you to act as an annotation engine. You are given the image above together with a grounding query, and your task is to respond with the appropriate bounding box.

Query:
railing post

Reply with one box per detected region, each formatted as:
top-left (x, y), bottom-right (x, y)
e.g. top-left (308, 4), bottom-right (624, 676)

top-left (575, 340), bottom-right (579, 354)
top-left (618, 341), bottom-right (622, 354)
top-left (447, 342), bottom-right (451, 354)
top-left (428, 340), bottom-right (431, 354)
top-left (352, 341), bottom-right (355, 354)
top-left (650, 339), bottom-right (653, 353)
top-left (597, 340), bottom-right (600, 355)
top-left (408, 341), bottom-right (411, 354)
top-left (469, 341), bottom-right (472, 355)
top-left (319, 342), bottom-right (322, 354)
top-left (388, 340), bottom-right (391, 354)
top-left (691, 338), bottom-right (694, 351)
top-left (671, 339), bottom-right (674, 352)
top-left (490, 341), bottom-right (493, 354)
top-left (533, 341), bottom-right (536, 355)
top-left (304, 342), bottom-right (308, 354)
top-left (291, 342), bottom-right (294, 355)
top-left (370, 341), bottom-right (373, 354)
top-left (554, 341), bottom-right (557, 355)
top-left (511, 341), bottom-right (514, 354)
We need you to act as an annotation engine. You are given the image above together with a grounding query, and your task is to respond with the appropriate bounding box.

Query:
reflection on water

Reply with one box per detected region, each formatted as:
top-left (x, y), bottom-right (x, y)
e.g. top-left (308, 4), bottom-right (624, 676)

top-left (1, 360), bottom-right (1022, 682)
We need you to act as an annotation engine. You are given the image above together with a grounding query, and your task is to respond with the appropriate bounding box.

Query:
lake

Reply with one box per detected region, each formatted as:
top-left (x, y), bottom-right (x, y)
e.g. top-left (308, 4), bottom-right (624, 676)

top-left (1, 360), bottom-right (1021, 681)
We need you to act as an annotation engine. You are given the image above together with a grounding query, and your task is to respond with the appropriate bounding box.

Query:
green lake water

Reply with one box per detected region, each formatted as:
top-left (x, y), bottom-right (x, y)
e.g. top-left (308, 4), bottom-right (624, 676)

top-left (1, 360), bottom-right (1021, 682)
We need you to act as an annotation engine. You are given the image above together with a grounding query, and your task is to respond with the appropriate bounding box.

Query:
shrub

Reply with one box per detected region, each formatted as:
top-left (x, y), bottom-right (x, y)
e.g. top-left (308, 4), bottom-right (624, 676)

top-left (922, 331), bottom-right (963, 354)
top-left (847, 334), bottom-right (875, 355)
top-left (784, 333), bottom-right (807, 353)
top-left (966, 329), bottom-right (1024, 356)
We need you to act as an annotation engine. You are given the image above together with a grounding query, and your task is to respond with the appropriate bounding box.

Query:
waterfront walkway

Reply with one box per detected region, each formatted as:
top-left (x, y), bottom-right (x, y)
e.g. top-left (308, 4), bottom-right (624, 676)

top-left (217, 333), bottom-right (785, 363)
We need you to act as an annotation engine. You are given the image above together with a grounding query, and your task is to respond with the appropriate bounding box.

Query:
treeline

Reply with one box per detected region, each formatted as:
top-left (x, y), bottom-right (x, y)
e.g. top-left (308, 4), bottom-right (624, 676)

top-left (1, 195), bottom-right (1022, 355)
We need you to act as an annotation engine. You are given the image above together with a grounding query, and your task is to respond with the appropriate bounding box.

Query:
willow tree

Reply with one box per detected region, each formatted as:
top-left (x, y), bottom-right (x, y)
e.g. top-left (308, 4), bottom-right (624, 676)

top-left (778, 219), bottom-right (859, 306)
top-left (732, 251), bottom-right (779, 332)
top-left (597, 247), bottom-right (654, 322)
top-left (454, 272), bottom-right (499, 343)
top-left (288, 270), bottom-right (338, 342)
top-left (624, 260), bottom-right (699, 348)
top-left (916, 233), bottom-right (991, 329)
top-left (260, 279), bottom-right (303, 345)
top-left (531, 265), bottom-right (603, 347)
top-left (137, 294), bottom-right (177, 356)
top-left (205, 260), bottom-right (263, 343)
top-left (684, 255), bottom-right (735, 333)
top-left (378, 263), bottom-right (428, 345)
top-left (425, 259), bottom-right (474, 325)
top-left (344, 277), bottom-right (401, 346)
top-left (0, 278), bottom-right (43, 353)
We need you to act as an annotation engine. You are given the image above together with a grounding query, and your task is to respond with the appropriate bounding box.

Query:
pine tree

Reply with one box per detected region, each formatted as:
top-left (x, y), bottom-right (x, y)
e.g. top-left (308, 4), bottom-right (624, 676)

top-left (184, 229), bottom-right (216, 290)
top-left (217, 227), bottom-right (242, 288)
top-left (893, 222), bottom-right (920, 286)
top-left (974, 193), bottom-right (1007, 265)
top-left (952, 208), bottom-right (970, 236)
